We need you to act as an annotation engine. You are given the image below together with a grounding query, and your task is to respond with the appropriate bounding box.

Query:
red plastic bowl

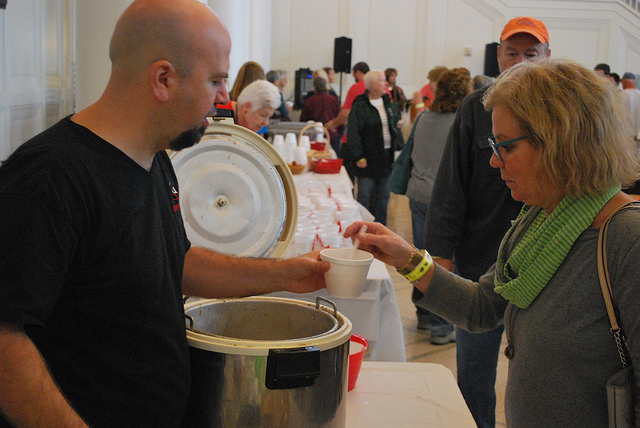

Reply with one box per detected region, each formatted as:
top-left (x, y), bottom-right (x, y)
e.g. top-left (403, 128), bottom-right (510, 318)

top-left (348, 334), bottom-right (368, 391)
top-left (313, 158), bottom-right (343, 174)
top-left (310, 141), bottom-right (327, 151)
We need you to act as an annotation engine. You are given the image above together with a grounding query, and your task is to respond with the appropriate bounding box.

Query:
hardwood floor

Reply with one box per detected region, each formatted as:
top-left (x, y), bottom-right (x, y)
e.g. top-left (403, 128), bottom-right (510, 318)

top-left (385, 192), bottom-right (507, 428)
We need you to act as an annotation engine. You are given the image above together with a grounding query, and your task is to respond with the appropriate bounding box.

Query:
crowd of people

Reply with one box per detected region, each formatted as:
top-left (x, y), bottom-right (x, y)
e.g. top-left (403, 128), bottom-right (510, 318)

top-left (1, 2), bottom-right (640, 427)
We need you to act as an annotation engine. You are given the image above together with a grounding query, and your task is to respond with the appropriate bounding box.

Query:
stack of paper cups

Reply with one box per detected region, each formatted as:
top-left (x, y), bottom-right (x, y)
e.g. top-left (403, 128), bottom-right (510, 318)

top-left (293, 146), bottom-right (307, 166)
top-left (299, 135), bottom-right (311, 152)
top-left (273, 135), bottom-right (285, 160)
top-left (284, 133), bottom-right (297, 164)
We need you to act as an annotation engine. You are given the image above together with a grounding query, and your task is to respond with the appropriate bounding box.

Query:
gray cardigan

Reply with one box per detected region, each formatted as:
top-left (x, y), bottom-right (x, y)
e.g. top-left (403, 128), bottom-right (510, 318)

top-left (414, 208), bottom-right (640, 427)
top-left (405, 110), bottom-right (456, 204)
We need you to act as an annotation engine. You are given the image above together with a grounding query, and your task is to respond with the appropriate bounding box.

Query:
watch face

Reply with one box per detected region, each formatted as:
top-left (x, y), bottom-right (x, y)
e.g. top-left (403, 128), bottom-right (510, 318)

top-left (403, 250), bottom-right (432, 283)
top-left (398, 249), bottom-right (425, 275)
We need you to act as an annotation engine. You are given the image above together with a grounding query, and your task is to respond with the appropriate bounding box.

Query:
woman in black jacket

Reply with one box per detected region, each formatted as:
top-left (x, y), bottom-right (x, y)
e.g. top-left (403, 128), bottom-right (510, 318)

top-left (344, 70), bottom-right (402, 225)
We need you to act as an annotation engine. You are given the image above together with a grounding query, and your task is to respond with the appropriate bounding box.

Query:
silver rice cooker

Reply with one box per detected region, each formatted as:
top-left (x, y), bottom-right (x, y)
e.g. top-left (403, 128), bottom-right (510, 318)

top-left (172, 122), bottom-right (351, 427)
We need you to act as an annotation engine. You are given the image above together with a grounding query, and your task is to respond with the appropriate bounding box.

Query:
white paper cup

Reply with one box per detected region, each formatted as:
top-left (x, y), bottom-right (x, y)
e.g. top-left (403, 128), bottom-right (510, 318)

top-left (284, 133), bottom-right (297, 163)
top-left (317, 224), bottom-right (339, 235)
top-left (336, 210), bottom-right (356, 223)
top-left (299, 135), bottom-right (311, 152)
top-left (273, 135), bottom-right (285, 159)
top-left (310, 213), bottom-right (334, 225)
top-left (296, 226), bottom-right (317, 236)
top-left (294, 232), bottom-right (315, 255)
top-left (320, 248), bottom-right (373, 297)
top-left (318, 230), bottom-right (341, 248)
top-left (293, 146), bottom-right (308, 166)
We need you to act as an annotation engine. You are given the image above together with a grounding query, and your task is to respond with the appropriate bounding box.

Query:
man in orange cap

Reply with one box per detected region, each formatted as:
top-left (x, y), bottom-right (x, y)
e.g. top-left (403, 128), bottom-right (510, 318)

top-left (424, 16), bottom-right (549, 428)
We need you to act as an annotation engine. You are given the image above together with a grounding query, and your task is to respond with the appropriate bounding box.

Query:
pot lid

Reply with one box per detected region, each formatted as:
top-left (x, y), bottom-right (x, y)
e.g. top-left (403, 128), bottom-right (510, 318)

top-left (170, 121), bottom-right (297, 258)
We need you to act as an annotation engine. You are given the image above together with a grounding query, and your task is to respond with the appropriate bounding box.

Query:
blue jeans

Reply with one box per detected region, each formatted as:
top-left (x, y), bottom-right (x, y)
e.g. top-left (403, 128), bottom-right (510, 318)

top-left (409, 198), bottom-right (428, 248)
top-left (456, 324), bottom-right (504, 428)
top-left (409, 198), bottom-right (453, 335)
top-left (356, 175), bottom-right (390, 225)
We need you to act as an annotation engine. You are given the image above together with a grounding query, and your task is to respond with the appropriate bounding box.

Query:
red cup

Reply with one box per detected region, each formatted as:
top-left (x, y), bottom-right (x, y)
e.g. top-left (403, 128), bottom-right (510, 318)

top-left (348, 334), bottom-right (368, 391)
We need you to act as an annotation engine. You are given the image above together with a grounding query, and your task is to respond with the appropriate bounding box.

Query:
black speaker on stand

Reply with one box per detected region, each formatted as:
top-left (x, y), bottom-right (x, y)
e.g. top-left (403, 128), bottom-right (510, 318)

top-left (484, 42), bottom-right (500, 77)
top-left (333, 37), bottom-right (352, 73)
top-left (333, 37), bottom-right (352, 103)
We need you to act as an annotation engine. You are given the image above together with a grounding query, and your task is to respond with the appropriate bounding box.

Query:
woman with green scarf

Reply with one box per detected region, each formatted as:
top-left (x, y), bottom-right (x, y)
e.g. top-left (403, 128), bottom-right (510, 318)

top-left (345, 59), bottom-right (640, 428)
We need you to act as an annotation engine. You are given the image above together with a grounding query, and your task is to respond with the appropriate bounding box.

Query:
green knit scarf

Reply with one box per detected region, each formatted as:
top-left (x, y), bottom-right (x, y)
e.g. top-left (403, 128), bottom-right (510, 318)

top-left (494, 186), bottom-right (620, 309)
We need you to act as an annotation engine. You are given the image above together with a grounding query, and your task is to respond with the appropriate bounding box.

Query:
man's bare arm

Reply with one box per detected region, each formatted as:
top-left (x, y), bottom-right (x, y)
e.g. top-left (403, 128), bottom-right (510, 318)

top-left (325, 108), bottom-right (350, 133)
top-left (0, 323), bottom-right (88, 428)
top-left (181, 247), bottom-right (328, 298)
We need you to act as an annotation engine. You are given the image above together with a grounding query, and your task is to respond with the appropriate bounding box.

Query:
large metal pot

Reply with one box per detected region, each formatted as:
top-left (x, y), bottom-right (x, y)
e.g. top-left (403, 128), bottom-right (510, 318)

top-left (181, 296), bottom-right (352, 427)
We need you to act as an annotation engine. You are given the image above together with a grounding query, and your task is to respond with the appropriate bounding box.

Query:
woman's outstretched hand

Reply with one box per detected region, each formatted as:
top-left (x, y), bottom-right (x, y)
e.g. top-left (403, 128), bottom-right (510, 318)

top-left (344, 221), bottom-right (415, 270)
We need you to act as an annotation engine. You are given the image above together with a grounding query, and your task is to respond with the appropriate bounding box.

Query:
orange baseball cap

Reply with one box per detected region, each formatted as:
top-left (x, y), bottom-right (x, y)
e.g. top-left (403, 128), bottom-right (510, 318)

top-left (501, 17), bottom-right (549, 44)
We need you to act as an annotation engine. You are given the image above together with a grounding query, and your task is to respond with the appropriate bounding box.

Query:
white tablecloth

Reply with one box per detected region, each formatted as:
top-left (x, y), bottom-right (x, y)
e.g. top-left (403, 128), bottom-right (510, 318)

top-left (347, 362), bottom-right (475, 427)
top-left (267, 259), bottom-right (405, 362)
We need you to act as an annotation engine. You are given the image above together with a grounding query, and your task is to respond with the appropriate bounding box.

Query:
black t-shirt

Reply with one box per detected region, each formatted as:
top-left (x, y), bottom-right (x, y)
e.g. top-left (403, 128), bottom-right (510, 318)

top-left (0, 117), bottom-right (191, 427)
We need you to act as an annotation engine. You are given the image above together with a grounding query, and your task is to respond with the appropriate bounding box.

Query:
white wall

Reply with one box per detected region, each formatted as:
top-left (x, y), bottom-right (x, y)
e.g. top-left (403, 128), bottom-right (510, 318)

top-left (0, 0), bottom-right (45, 159)
top-left (268, 0), bottom-right (640, 100)
top-left (3, 0), bottom-right (636, 154)
top-left (209, 0), bottom-right (272, 90)
top-left (1, 0), bottom-right (636, 158)
top-left (74, 0), bottom-right (274, 110)
top-left (0, 0), bottom-right (74, 160)
top-left (75, 0), bottom-right (131, 110)
top-left (73, 0), bottom-right (640, 111)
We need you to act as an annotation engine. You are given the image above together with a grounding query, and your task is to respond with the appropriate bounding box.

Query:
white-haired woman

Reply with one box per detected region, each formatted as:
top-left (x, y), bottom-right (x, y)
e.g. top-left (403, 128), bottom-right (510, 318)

top-left (232, 80), bottom-right (281, 133)
top-left (343, 70), bottom-right (402, 225)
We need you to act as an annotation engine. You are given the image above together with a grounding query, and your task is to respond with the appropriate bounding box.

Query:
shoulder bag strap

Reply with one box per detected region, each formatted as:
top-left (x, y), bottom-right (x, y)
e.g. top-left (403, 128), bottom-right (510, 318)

top-left (597, 201), bottom-right (640, 367)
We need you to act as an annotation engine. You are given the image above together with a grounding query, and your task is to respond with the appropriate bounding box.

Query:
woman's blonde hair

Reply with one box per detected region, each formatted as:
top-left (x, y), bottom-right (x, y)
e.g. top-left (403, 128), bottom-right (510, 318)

top-left (483, 58), bottom-right (640, 196)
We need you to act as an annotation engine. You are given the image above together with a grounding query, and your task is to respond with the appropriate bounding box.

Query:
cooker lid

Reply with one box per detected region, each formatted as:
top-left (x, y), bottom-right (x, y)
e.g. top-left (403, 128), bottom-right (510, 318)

top-left (170, 122), bottom-right (297, 258)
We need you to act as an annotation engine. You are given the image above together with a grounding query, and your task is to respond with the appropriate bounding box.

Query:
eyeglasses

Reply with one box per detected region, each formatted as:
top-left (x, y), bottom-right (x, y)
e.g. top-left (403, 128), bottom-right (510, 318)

top-left (488, 136), bottom-right (527, 162)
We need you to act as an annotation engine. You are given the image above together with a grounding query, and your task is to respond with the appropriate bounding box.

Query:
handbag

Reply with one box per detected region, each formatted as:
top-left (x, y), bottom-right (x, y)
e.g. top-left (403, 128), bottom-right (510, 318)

top-left (389, 133), bottom-right (413, 194)
top-left (597, 201), bottom-right (639, 428)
